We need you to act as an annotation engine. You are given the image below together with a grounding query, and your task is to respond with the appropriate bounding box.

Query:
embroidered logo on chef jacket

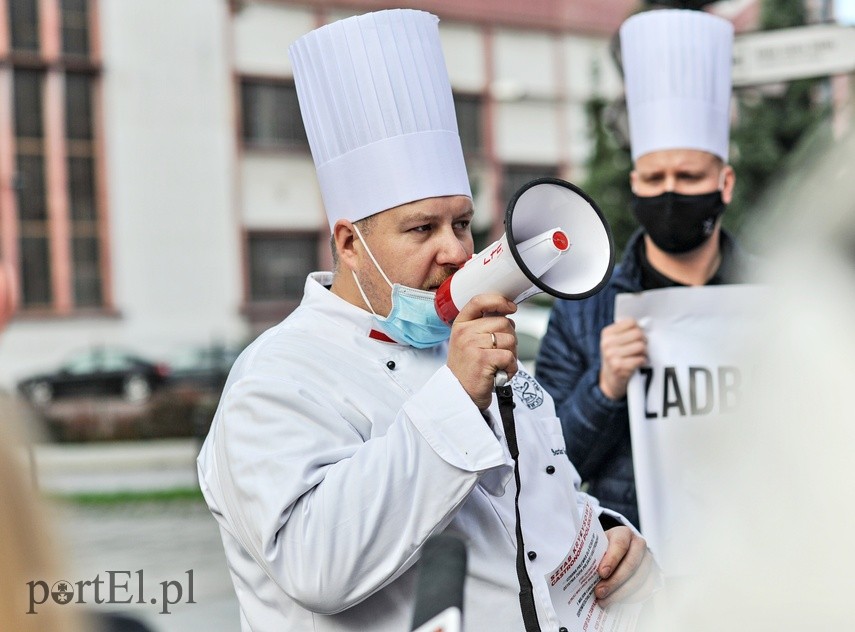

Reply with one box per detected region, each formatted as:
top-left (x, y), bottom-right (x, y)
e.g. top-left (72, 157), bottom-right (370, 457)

top-left (511, 369), bottom-right (543, 410)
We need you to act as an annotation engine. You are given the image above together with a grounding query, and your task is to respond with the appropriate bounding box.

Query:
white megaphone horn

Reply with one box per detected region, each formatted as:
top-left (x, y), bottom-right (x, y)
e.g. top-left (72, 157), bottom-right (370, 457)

top-left (435, 178), bottom-right (615, 324)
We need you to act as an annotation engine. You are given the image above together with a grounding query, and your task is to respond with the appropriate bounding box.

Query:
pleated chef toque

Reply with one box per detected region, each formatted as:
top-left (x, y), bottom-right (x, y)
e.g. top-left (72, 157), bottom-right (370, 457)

top-left (289, 9), bottom-right (471, 230)
top-left (620, 9), bottom-right (734, 162)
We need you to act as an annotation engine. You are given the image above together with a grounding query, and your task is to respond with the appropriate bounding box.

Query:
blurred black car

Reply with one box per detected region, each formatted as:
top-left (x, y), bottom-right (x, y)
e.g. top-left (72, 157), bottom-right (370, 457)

top-left (17, 347), bottom-right (171, 406)
top-left (165, 343), bottom-right (244, 442)
top-left (166, 344), bottom-right (243, 394)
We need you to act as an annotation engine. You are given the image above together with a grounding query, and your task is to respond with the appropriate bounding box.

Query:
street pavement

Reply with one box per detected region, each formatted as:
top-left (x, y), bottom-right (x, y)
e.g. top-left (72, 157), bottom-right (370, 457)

top-left (34, 438), bottom-right (201, 495)
top-left (58, 497), bottom-right (240, 632)
top-left (32, 438), bottom-right (241, 632)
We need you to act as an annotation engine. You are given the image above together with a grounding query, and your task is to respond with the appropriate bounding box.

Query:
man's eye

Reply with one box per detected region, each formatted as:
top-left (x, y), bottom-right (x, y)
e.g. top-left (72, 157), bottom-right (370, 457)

top-left (454, 220), bottom-right (471, 231)
top-left (411, 224), bottom-right (432, 233)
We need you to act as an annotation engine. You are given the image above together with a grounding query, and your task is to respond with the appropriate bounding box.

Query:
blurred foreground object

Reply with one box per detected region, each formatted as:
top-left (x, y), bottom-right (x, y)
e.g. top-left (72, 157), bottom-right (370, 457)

top-left (0, 260), bottom-right (83, 631)
top-left (0, 260), bottom-right (17, 327)
top-left (642, 105), bottom-right (855, 629)
top-left (0, 414), bottom-right (85, 632)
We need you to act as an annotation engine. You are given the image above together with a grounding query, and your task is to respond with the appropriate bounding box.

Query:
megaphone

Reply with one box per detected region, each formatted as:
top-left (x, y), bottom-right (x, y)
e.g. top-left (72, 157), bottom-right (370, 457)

top-left (435, 177), bottom-right (615, 324)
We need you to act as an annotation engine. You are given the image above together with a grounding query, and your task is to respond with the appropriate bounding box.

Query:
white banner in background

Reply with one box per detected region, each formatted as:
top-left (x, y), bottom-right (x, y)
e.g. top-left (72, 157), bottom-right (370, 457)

top-left (615, 285), bottom-right (765, 576)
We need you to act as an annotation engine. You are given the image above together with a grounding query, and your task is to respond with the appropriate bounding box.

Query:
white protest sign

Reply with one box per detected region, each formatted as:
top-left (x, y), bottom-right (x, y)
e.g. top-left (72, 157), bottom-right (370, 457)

top-left (615, 285), bottom-right (764, 576)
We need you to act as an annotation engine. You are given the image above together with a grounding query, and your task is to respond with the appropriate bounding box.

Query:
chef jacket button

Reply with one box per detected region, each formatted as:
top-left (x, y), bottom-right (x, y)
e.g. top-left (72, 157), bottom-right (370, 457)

top-left (386, 361), bottom-right (396, 370)
top-left (545, 465), bottom-right (555, 474)
top-left (527, 550), bottom-right (537, 561)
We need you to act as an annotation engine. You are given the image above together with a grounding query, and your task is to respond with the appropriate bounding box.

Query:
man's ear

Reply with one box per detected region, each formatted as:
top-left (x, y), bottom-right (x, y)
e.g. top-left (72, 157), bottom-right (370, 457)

top-left (629, 169), bottom-right (638, 194)
top-left (333, 220), bottom-right (359, 271)
top-left (721, 165), bottom-right (736, 204)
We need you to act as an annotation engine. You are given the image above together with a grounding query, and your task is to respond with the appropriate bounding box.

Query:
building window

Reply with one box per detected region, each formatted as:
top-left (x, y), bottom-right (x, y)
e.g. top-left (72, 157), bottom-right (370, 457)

top-left (66, 70), bottom-right (102, 307)
top-left (247, 232), bottom-right (318, 303)
top-left (501, 164), bottom-right (560, 206)
top-left (453, 93), bottom-right (483, 157)
top-left (238, 84), bottom-right (481, 155)
top-left (2, 0), bottom-right (108, 313)
top-left (240, 79), bottom-right (308, 149)
top-left (13, 68), bottom-right (52, 307)
top-left (9, 0), bottom-right (39, 52)
top-left (61, 0), bottom-right (90, 57)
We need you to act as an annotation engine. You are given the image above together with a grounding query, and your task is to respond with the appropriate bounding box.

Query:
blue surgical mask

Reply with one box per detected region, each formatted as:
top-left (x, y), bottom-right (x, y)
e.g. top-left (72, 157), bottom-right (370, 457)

top-left (351, 226), bottom-right (451, 349)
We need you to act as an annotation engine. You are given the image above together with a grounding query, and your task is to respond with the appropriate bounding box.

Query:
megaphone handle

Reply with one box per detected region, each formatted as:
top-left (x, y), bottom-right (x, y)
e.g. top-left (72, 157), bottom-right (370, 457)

top-left (494, 370), bottom-right (509, 388)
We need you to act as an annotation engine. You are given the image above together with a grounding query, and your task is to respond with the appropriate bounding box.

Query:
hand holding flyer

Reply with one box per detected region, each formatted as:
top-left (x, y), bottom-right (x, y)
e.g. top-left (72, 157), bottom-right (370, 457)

top-left (545, 501), bottom-right (642, 632)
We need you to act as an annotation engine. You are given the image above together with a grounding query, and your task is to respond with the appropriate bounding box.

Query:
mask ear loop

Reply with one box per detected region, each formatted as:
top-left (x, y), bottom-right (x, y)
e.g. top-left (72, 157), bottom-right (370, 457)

top-left (350, 223), bottom-right (395, 318)
top-left (351, 270), bottom-right (379, 317)
top-left (350, 223), bottom-right (441, 317)
top-left (352, 224), bottom-right (394, 289)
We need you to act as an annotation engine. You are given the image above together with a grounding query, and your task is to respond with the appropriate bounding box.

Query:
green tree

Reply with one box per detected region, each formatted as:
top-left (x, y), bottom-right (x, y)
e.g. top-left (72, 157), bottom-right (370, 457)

top-left (579, 96), bottom-right (634, 257)
top-left (727, 0), bottom-right (829, 234)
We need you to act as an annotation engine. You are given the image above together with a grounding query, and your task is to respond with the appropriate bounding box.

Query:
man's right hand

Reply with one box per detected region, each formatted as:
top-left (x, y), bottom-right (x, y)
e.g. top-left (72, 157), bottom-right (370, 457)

top-left (599, 318), bottom-right (647, 400)
top-left (446, 293), bottom-right (518, 411)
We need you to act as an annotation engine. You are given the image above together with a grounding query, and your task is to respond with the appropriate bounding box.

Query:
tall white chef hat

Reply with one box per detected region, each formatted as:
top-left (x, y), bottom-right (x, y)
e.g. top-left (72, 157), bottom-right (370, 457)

top-left (289, 9), bottom-right (471, 230)
top-left (620, 9), bottom-right (734, 162)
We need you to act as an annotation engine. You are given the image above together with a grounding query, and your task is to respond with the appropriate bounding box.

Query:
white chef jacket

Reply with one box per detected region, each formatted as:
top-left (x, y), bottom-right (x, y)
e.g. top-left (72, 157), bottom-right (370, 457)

top-left (197, 272), bottom-right (630, 632)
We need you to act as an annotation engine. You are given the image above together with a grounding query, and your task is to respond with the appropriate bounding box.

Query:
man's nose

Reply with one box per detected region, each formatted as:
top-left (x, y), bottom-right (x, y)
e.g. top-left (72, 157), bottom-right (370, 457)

top-left (435, 229), bottom-right (470, 267)
top-left (663, 174), bottom-right (677, 193)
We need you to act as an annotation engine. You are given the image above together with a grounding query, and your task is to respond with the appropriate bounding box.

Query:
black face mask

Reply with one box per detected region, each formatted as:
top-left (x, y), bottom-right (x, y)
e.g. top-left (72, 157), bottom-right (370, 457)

top-left (631, 190), bottom-right (726, 254)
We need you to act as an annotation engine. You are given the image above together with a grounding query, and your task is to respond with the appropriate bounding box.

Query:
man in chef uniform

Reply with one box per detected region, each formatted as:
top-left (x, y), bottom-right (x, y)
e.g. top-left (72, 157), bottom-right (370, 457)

top-left (198, 9), bottom-right (657, 631)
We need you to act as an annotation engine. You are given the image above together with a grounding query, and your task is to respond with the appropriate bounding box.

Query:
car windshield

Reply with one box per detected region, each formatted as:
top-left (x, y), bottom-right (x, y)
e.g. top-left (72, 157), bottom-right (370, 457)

top-left (101, 353), bottom-right (136, 371)
top-left (62, 351), bottom-right (102, 374)
top-left (169, 345), bottom-right (241, 371)
top-left (60, 348), bottom-right (143, 374)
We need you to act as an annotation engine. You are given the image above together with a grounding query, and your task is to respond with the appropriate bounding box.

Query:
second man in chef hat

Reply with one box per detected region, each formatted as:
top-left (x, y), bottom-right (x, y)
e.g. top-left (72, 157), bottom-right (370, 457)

top-left (536, 8), bottom-right (756, 530)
